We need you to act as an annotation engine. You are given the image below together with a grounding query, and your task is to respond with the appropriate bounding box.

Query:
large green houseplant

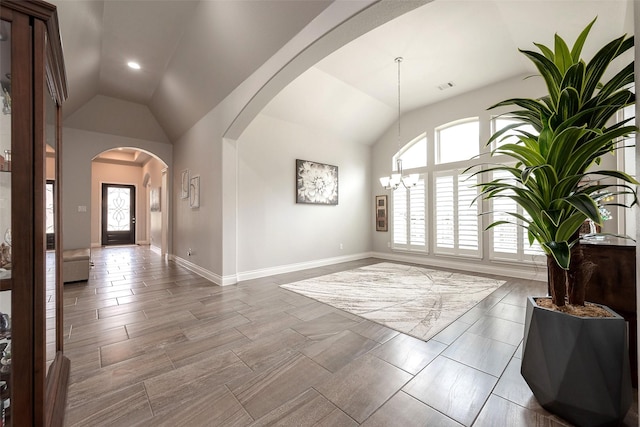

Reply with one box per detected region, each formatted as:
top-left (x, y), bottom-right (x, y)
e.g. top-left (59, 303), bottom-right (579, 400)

top-left (469, 19), bottom-right (638, 426)
top-left (475, 18), bottom-right (637, 307)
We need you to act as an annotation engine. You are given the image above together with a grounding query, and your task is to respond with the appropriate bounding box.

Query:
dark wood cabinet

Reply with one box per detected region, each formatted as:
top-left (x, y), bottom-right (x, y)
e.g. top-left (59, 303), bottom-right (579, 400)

top-left (582, 237), bottom-right (637, 387)
top-left (0, 1), bottom-right (69, 425)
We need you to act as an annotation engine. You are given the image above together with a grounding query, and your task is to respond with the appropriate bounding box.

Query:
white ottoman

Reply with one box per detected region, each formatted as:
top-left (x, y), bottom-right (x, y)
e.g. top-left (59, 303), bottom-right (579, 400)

top-left (63, 248), bottom-right (91, 283)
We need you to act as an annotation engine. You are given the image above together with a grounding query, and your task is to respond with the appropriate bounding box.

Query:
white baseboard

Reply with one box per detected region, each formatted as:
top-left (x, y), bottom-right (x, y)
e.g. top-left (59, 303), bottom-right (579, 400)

top-left (91, 242), bottom-right (101, 248)
top-left (170, 255), bottom-right (226, 286)
top-left (168, 252), bottom-right (375, 286)
top-left (168, 250), bottom-right (546, 287)
top-left (236, 252), bottom-right (375, 282)
top-left (370, 251), bottom-right (548, 282)
top-left (149, 244), bottom-right (162, 255)
top-left (137, 240), bottom-right (150, 245)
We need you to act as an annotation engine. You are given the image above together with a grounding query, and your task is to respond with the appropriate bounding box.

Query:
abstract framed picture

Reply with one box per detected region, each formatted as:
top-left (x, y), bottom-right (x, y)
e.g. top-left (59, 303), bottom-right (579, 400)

top-left (375, 195), bottom-right (388, 231)
top-left (296, 159), bottom-right (338, 205)
top-left (189, 175), bottom-right (200, 209)
top-left (181, 169), bottom-right (190, 199)
top-left (150, 187), bottom-right (161, 212)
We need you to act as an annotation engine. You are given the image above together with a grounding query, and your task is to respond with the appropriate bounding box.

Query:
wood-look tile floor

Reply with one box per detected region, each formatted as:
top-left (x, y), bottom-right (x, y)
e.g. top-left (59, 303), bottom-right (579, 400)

top-left (63, 246), bottom-right (639, 427)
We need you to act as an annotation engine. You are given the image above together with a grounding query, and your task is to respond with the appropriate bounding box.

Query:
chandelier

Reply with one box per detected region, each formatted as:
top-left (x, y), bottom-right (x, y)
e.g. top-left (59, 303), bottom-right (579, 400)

top-left (379, 57), bottom-right (418, 190)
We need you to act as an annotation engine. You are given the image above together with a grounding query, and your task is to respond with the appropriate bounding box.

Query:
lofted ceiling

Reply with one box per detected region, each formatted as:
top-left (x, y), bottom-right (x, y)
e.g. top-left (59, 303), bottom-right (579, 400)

top-left (50, 0), bottom-right (633, 146)
top-left (51, 0), bottom-right (334, 141)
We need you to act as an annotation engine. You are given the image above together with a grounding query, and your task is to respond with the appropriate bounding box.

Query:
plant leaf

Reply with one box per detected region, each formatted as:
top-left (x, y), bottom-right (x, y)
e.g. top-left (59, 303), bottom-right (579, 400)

top-left (543, 241), bottom-right (571, 269)
top-left (570, 18), bottom-right (596, 62)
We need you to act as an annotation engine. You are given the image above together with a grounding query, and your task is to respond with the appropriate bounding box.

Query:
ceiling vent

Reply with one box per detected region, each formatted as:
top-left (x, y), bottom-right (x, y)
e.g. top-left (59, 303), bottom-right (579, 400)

top-left (437, 81), bottom-right (455, 91)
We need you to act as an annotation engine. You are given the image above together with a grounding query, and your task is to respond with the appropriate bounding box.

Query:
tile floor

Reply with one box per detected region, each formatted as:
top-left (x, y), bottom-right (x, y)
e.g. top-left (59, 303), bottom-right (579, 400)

top-left (63, 246), bottom-right (638, 426)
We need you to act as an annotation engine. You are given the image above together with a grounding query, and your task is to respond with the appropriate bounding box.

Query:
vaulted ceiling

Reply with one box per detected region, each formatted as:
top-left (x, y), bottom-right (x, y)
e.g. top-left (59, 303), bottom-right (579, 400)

top-left (51, 0), bottom-right (634, 146)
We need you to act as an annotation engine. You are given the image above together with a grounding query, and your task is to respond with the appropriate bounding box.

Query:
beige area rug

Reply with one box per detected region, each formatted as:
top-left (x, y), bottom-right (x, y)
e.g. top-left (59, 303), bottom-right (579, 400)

top-left (281, 262), bottom-right (505, 342)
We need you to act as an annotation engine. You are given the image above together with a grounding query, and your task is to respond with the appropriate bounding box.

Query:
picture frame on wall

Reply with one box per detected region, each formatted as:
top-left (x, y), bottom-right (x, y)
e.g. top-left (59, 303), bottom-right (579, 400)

top-left (189, 175), bottom-right (200, 209)
top-left (295, 159), bottom-right (338, 205)
top-left (375, 195), bottom-right (388, 232)
top-left (150, 188), bottom-right (161, 212)
top-left (181, 169), bottom-right (190, 199)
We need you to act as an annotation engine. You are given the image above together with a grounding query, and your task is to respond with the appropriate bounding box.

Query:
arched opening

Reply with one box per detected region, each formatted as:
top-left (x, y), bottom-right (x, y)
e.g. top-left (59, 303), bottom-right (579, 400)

top-left (91, 147), bottom-right (169, 256)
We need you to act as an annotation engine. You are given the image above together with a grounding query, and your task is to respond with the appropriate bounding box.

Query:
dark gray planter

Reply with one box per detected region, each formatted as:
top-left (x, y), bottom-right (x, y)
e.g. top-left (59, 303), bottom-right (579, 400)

top-left (522, 296), bottom-right (632, 427)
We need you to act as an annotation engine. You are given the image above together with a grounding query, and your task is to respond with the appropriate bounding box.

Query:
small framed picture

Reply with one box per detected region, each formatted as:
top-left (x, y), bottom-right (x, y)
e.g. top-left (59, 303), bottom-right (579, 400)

top-left (189, 175), bottom-right (200, 209)
top-left (181, 169), bottom-right (190, 199)
top-left (150, 187), bottom-right (161, 212)
top-left (375, 195), bottom-right (388, 232)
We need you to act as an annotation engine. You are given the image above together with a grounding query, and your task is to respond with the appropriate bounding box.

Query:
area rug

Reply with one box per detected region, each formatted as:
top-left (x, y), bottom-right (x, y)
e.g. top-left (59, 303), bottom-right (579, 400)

top-left (280, 262), bottom-right (505, 342)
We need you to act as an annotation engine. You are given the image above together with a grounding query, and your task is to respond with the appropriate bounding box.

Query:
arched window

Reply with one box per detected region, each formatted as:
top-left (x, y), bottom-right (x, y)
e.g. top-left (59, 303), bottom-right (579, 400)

top-left (394, 133), bottom-right (427, 170)
top-left (432, 119), bottom-right (481, 257)
top-left (435, 118), bottom-right (479, 164)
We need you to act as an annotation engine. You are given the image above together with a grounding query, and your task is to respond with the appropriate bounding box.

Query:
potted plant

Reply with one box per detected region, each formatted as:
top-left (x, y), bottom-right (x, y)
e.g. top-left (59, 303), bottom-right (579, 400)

top-left (470, 19), bottom-right (638, 427)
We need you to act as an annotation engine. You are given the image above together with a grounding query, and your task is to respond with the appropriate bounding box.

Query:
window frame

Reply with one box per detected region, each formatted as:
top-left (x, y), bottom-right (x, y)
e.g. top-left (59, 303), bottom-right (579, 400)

top-left (435, 117), bottom-right (480, 165)
top-left (487, 167), bottom-right (546, 263)
top-left (432, 169), bottom-right (482, 258)
top-left (392, 174), bottom-right (428, 253)
top-left (392, 133), bottom-right (427, 171)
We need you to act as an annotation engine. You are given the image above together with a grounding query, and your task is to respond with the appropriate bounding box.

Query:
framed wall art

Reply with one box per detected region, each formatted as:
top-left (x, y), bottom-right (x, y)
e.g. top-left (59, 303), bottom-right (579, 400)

top-left (189, 175), bottom-right (200, 209)
top-left (296, 159), bottom-right (338, 205)
top-left (375, 195), bottom-right (388, 231)
top-left (181, 169), bottom-right (190, 199)
top-left (150, 187), bottom-right (161, 212)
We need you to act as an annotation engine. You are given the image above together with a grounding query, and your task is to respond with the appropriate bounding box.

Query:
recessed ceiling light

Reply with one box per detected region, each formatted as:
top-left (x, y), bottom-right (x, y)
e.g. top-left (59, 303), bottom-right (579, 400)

top-left (127, 61), bottom-right (141, 70)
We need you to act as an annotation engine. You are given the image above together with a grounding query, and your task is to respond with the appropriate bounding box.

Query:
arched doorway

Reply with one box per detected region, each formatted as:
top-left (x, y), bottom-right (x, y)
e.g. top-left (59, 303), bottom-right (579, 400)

top-left (91, 147), bottom-right (169, 256)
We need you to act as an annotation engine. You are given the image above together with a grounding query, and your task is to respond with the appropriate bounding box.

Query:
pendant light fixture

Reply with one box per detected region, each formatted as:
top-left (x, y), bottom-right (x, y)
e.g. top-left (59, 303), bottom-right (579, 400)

top-left (379, 57), bottom-right (418, 190)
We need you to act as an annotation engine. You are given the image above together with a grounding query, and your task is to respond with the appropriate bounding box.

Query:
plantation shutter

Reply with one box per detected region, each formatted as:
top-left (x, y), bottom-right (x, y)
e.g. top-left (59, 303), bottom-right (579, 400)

top-left (458, 173), bottom-right (478, 251)
top-left (490, 169), bottom-right (545, 260)
top-left (409, 179), bottom-right (426, 247)
top-left (435, 175), bottom-right (454, 249)
top-left (393, 188), bottom-right (407, 246)
top-left (522, 214), bottom-right (545, 256)
top-left (435, 171), bottom-right (480, 256)
top-left (491, 170), bottom-right (518, 257)
top-left (392, 177), bottom-right (426, 251)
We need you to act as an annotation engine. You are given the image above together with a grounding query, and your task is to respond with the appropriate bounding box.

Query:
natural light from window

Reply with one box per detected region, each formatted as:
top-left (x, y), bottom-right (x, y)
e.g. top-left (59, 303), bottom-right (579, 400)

top-left (436, 119), bottom-right (479, 164)
top-left (396, 134), bottom-right (427, 170)
top-left (491, 117), bottom-right (538, 149)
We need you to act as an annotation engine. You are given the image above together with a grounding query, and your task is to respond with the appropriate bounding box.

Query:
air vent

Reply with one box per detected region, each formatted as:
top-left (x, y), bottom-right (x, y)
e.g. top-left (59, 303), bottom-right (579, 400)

top-left (437, 82), bottom-right (455, 91)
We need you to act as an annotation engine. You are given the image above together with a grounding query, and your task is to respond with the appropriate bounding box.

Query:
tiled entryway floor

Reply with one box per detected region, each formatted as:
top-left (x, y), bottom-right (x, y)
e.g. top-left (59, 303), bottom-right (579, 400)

top-left (63, 246), bottom-right (638, 426)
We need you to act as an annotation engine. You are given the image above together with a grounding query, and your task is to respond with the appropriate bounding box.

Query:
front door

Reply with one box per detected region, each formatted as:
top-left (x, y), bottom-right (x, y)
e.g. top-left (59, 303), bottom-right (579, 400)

top-left (46, 180), bottom-right (55, 250)
top-left (101, 183), bottom-right (136, 245)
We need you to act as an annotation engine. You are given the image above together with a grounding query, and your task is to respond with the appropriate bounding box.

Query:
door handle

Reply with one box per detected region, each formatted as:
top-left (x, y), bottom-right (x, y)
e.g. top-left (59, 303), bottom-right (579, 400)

top-left (132, 218), bottom-right (136, 224)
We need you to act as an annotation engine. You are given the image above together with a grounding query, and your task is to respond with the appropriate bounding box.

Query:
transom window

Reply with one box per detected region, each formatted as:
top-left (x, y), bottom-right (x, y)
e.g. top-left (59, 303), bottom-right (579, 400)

top-left (491, 117), bottom-right (538, 149)
top-left (436, 119), bottom-right (479, 164)
top-left (394, 134), bottom-right (427, 170)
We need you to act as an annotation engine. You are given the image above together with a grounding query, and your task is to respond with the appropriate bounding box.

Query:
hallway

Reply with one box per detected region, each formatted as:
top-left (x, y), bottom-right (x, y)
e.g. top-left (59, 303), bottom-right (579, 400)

top-left (62, 246), bottom-right (637, 426)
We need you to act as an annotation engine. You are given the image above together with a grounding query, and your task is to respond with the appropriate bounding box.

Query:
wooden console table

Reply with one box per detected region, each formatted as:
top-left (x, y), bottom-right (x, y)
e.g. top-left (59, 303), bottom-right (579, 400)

top-left (581, 237), bottom-right (637, 387)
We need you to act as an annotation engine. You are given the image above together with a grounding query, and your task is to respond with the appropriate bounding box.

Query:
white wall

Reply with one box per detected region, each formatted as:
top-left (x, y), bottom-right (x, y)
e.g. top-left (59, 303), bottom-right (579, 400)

top-left (236, 114), bottom-right (371, 275)
top-left (62, 127), bottom-right (172, 250)
top-left (169, 1), bottom-right (427, 285)
top-left (172, 109), bottom-right (222, 275)
top-left (142, 158), bottom-right (166, 250)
